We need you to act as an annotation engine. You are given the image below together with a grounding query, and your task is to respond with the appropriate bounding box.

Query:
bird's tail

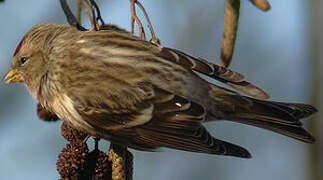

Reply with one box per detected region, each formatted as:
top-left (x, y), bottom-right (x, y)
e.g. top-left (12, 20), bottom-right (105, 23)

top-left (208, 92), bottom-right (317, 143)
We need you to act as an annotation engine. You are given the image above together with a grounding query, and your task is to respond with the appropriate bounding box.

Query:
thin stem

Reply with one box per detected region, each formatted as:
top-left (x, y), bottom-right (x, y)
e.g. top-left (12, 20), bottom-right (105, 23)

top-left (59, 0), bottom-right (87, 31)
top-left (84, 0), bottom-right (99, 30)
top-left (89, 0), bottom-right (105, 25)
top-left (130, 0), bottom-right (135, 35)
top-left (77, 0), bottom-right (83, 23)
top-left (94, 137), bottom-right (100, 150)
top-left (135, 1), bottom-right (157, 41)
top-left (84, 7), bottom-right (94, 28)
top-left (129, 0), bottom-right (146, 40)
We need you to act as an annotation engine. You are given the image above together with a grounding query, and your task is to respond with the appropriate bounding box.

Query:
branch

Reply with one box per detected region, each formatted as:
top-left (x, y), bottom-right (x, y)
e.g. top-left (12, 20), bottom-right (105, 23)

top-left (129, 0), bottom-right (146, 40)
top-left (89, 0), bottom-right (105, 26)
top-left (135, 1), bottom-right (160, 44)
top-left (77, 0), bottom-right (83, 23)
top-left (83, 0), bottom-right (99, 30)
top-left (59, 0), bottom-right (87, 31)
top-left (128, 0), bottom-right (160, 44)
top-left (82, 0), bottom-right (106, 30)
top-left (219, 0), bottom-right (240, 67)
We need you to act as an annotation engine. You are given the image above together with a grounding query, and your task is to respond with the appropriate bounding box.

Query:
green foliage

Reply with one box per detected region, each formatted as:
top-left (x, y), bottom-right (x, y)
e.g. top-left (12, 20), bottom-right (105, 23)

top-left (0, 0), bottom-right (4, 3)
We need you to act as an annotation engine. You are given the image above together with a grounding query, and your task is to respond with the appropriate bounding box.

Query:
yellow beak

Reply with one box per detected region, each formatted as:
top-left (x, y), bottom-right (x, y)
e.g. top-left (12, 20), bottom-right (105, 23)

top-left (2, 69), bottom-right (22, 84)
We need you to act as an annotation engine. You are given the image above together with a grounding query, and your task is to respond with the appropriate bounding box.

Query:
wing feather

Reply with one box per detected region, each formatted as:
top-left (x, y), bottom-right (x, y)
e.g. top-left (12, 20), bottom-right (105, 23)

top-left (71, 84), bottom-right (250, 158)
top-left (156, 47), bottom-right (269, 99)
top-left (131, 89), bottom-right (250, 158)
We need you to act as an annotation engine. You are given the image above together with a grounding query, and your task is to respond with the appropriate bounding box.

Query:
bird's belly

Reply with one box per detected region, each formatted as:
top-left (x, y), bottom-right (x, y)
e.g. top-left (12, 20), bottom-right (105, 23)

top-left (50, 93), bottom-right (98, 136)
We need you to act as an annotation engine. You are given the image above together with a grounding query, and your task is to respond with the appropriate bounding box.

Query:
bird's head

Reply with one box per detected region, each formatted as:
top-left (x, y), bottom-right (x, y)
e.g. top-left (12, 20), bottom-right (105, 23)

top-left (3, 24), bottom-right (66, 90)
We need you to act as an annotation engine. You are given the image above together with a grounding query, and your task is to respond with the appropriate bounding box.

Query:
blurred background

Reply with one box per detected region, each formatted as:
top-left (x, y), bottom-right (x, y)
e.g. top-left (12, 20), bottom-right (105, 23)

top-left (0, 0), bottom-right (322, 180)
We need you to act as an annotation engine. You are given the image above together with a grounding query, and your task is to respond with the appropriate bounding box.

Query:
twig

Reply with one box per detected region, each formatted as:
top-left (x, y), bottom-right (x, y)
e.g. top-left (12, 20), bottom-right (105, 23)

top-left (219, 0), bottom-right (240, 68)
top-left (135, 1), bottom-right (160, 44)
top-left (84, 0), bottom-right (99, 30)
top-left (128, 0), bottom-right (160, 44)
top-left (130, 0), bottom-right (135, 35)
top-left (59, 0), bottom-right (87, 31)
top-left (83, 0), bottom-right (105, 31)
top-left (82, 3), bottom-right (95, 29)
top-left (77, 0), bottom-right (83, 23)
top-left (89, 0), bottom-right (105, 25)
top-left (129, 0), bottom-right (146, 40)
top-left (249, 0), bottom-right (271, 11)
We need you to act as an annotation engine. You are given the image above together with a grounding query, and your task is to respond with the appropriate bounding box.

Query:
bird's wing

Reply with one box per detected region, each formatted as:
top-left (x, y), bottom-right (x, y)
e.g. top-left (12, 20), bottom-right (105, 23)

top-left (70, 81), bottom-right (156, 131)
top-left (155, 47), bottom-right (269, 100)
top-left (72, 85), bottom-right (250, 158)
top-left (56, 62), bottom-right (252, 158)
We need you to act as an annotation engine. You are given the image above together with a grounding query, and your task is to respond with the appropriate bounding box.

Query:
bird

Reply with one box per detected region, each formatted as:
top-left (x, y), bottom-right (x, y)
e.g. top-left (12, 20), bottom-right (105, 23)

top-left (3, 24), bottom-right (317, 158)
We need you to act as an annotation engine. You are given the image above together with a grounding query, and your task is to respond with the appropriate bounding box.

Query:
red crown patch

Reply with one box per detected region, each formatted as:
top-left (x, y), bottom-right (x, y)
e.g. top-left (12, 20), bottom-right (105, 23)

top-left (13, 36), bottom-right (26, 56)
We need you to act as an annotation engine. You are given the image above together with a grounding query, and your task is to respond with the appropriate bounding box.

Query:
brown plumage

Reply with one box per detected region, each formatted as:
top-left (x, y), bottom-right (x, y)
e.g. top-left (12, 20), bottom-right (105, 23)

top-left (4, 24), bottom-right (317, 158)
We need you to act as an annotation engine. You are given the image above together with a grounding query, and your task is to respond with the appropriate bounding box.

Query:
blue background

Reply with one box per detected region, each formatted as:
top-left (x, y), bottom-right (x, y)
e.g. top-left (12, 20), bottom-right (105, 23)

top-left (0, 0), bottom-right (320, 180)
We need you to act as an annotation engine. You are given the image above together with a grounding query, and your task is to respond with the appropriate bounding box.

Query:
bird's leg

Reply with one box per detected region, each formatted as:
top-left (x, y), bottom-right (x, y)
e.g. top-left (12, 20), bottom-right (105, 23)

top-left (129, 0), bottom-right (146, 40)
top-left (108, 143), bottom-right (133, 180)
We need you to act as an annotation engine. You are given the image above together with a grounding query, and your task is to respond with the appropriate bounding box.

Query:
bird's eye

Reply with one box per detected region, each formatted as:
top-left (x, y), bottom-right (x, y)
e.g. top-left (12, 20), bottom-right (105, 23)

top-left (20, 57), bottom-right (27, 64)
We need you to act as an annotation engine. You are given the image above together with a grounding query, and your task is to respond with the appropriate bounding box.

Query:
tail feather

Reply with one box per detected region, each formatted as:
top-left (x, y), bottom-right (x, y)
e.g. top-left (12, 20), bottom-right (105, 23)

top-left (219, 96), bottom-right (317, 143)
top-left (272, 102), bottom-right (318, 119)
top-left (136, 125), bottom-right (251, 158)
top-left (230, 118), bottom-right (315, 143)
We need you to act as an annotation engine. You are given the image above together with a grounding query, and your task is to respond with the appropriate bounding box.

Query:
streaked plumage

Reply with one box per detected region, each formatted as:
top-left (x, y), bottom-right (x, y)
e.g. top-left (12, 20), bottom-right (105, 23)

top-left (4, 24), bottom-right (317, 158)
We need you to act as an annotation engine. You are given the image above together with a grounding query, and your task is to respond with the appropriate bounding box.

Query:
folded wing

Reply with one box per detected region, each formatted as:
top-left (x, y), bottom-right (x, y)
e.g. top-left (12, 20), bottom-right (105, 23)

top-left (156, 47), bottom-right (269, 100)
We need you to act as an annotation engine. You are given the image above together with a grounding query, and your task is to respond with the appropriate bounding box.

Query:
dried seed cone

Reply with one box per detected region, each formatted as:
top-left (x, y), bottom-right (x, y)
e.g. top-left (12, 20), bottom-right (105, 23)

top-left (37, 103), bottom-right (59, 121)
top-left (107, 145), bottom-right (133, 180)
top-left (57, 143), bottom-right (89, 180)
top-left (61, 122), bottom-right (88, 145)
top-left (94, 151), bottom-right (112, 180)
top-left (250, 0), bottom-right (271, 11)
top-left (125, 151), bottom-right (133, 180)
top-left (108, 148), bottom-right (126, 180)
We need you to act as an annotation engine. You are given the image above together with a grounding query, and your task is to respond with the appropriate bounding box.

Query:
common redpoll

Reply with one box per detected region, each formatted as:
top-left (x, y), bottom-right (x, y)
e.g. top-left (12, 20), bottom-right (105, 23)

top-left (4, 24), bottom-right (316, 158)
